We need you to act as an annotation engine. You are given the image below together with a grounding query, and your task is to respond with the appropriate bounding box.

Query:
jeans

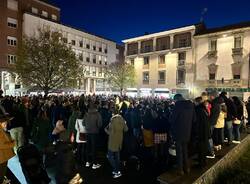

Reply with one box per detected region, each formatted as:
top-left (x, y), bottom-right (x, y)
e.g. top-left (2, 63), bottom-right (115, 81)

top-left (0, 162), bottom-right (7, 183)
top-left (208, 127), bottom-right (214, 155)
top-left (233, 124), bottom-right (241, 141)
top-left (213, 128), bottom-right (224, 146)
top-left (86, 134), bottom-right (98, 164)
top-left (225, 121), bottom-right (233, 142)
top-left (10, 127), bottom-right (24, 153)
top-left (107, 150), bottom-right (120, 173)
top-left (77, 143), bottom-right (87, 163)
top-left (176, 141), bottom-right (188, 171)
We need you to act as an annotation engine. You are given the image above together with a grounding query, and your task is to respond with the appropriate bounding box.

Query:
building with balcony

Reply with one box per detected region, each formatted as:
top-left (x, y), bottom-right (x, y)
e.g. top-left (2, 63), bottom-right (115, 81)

top-left (0, 0), bottom-right (121, 95)
top-left (194, 21), bottom-right (250, 98)
top-left (123, 23), bottom-right (204, 98)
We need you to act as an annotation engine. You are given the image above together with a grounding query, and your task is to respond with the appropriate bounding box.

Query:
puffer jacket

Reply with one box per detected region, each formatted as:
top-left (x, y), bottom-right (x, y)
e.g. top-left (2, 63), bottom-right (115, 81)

top-left (0, 128), bottom-right (15, 164)
top-left (84, 108), bottom-right (102, 134)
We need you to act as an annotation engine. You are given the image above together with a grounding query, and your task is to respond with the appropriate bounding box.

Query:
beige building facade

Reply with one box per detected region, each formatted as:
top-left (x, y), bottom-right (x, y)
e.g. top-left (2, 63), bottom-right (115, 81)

top-left (194, 22), bottom-right (250, 98)
top-left (123, 24), bottom-right (203, 98)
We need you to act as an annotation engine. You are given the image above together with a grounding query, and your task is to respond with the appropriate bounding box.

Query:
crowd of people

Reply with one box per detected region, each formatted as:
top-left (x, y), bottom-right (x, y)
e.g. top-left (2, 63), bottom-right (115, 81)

top-left (0, 90), bottom-right (249, 183)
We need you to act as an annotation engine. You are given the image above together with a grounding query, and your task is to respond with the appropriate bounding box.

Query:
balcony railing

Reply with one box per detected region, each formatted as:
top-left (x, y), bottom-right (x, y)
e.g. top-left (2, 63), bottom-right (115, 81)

top-left (232, 48), bottom-right (243, 56)
top-left (208, 50), bottom-right (217, 59)
top-left (158, 80), bottom-right (165, 84)
top-left (143, 80), bottom-right (149, 85)
top-left (140, 47), bottom-right (153, 53)
top-left (127, 50), bottom-right (138, 56)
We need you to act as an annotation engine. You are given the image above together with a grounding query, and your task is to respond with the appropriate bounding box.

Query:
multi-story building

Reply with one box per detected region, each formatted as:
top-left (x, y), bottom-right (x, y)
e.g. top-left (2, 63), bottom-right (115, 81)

top-left (194, 22), bottom-right (250, 98)
top-left (0, 0), bottom-right (60, 95)
top-left (123, 23), bottom-right (204, 98)
top-left (0, 0), bottom-right (121, 95)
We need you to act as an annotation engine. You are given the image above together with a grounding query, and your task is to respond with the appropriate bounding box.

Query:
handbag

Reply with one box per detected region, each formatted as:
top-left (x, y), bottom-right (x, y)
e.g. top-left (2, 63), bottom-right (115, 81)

top-left (79, 132), bottom-right (86, 142)
top-left (77, 120), bottom-right (86, 142)
top-left (233, 119), bottom-right (241, 125)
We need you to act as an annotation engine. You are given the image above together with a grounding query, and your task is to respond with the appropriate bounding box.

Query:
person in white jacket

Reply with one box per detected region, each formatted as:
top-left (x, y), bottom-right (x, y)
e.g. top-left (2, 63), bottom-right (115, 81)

top-left (75, 113), bottom-right (87, 166)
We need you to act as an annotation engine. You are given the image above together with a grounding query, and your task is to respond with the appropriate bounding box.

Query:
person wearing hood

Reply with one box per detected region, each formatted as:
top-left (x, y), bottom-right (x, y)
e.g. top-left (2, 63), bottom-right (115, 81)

top-left (105, 108), bottom-right (128, 178)
top-left (170, 94), bottom-right (196, 175)
top-left (84, 102), bottom-right (102, 169)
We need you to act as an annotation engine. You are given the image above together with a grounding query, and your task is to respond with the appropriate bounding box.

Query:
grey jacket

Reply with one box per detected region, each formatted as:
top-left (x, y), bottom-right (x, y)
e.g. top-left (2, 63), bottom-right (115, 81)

top-left (84, 108), bottom-right (102, 134)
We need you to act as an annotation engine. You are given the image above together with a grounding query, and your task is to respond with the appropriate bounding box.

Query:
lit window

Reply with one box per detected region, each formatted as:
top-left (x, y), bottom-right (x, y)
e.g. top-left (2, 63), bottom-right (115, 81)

top-left (143, 72), bottom-right (149, 84)
top-left (7, 55), bottom-right (17, 64)
top-left (234, 37), bottom-right (242, 48)
top-left (158, 71), bottom-right (166, 84)
top-left (7, 17), bottom-right (17, 28)
top-left (143, 57), bottom-right (149, 65)
top-left (158, 55), bottom-right (165, 64)
top-left (210, 40), bottom-right (217, 51)
top-left (51, 14), bottom-right (57, 21)
top-left (42, 11), bottom-right (48, 18)
top-left (7, 0), bottom-right (18, 11)
top-left (31, 7), bottom-right (38, 14)
top-left (7, 36), bottom-right (17, 46)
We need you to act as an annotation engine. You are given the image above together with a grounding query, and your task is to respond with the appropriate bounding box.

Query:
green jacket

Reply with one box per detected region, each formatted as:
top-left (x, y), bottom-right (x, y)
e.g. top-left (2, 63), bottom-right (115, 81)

top-left (68, 111), bottom-right (80, 134)
top-left (105, 114), bottom-right (128, 152)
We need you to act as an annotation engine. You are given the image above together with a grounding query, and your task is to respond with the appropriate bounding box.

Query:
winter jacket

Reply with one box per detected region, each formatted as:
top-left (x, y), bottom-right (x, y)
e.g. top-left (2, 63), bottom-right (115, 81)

top-left (221, 96), bottom-right (237, 121)
top-left (75, 119), bottom-right (86, 143)
top-left (0, 128), bottom-right (15, 164)
top-left (170, 100), bottom-right (196, 142)
top-left (84, 108), bottom-right (102, 134)
top-left (195, 104), bottom-right (210, 141)
top-left (105, 114), bottom-right (128, 152)
top-left (214, 111), bottom-right (226, 128)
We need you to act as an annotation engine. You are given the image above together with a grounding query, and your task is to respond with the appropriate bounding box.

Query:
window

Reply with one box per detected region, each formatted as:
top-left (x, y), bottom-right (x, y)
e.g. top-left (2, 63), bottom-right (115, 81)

top-left (209, 73), bottom-right (216, 80)
top-left (143, 72), bottom-right (149, 84)
top-left (156, 36), bottom-right (170, 51)
top-left (79, 41), bottom-right (83, 47)
top-left (7, 55), bottom-right (16, 64)
top-left (51, 14), bottom-right (57, 21)
top-left (86, 44), bottom-right (90, 49)
top-left (105, 48), bottom-right (108, 53)
top-left (158, 71), bottom-right (166, 84)
top-left (93, 45), bottom-right (96, 51)
top-left (78, 53), bottom-right (83, 61)
top-left (210, 40), bottom-right (217, 51)
top-left (158, 55), bottom-right (165, 64)
top-left (174, 33), bottom-right (191, 48)
top-left (31, 7), bottom-right (38, 14)
top-left (141, 40), bottom-right (153, 53)
top-left (234, 37), bottom-right (242, 48)
top-left (99, 47), bottom-right (102, 52)
top-left (130, 59), bottom-right (134, 65)
top-left (143, 57), bottom-right (149, 65)
top-left (42, 11), bottom-right (48, 18)
top-left (93, 55), bottom-right (96, 64)
top-left (178, 52), bottom-right (186, 65)
top-left (105, 62), bottom-right (107, 65)
top-left (7, 0), bottom-right (18, 11)
top-left (177, 69), bottom-right (185, 84)
top-left (7, 17), bottom-right (17, 28)
top-left (92, 71), bottom-right (96, 76)
top-left (71, 40), bottom-right (76, 46)
top-left (86, 57), bottom-right (90, 62)
top-left (233, 74), bottom-right (240, 79)
top-left (99, 60), bottom-right (102, 65)
top-left (7, 36), bottom-right (17, 46)
top-left (62, 37), bottom-right (68, 43)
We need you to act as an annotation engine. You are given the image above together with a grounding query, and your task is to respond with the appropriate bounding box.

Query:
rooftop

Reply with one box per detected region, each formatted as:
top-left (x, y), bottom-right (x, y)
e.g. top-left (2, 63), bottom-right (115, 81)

top-left (195, 21), bottom-right (250, 36)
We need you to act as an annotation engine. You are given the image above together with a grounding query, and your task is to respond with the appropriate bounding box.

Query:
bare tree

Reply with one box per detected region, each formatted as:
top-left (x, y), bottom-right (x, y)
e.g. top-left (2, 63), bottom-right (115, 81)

top-left (12, 28), bottom-right (80, 96)
top-left (105, 62), bottom-right (135, 95)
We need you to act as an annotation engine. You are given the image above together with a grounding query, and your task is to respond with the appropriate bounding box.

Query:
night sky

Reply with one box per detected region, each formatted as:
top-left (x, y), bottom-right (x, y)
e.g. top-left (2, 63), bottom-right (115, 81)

top-left (49, 0), bottom-right (250, 43)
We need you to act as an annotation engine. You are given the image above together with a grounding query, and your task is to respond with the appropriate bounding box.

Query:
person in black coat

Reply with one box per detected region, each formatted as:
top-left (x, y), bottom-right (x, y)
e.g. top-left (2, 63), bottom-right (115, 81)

top-left (195, 97), bottom-right (210, 167)
top-left (220, 92), bottom-right (237, 144)
top-left (170, 94), bottom-right (196, 175)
